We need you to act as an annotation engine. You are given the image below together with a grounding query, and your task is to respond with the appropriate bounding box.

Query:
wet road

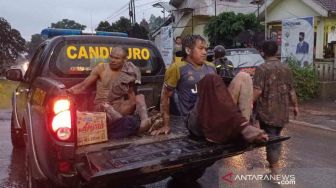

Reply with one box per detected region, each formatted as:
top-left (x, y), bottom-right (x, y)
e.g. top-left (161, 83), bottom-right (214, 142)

top-left (0, 110), bottom-right (335, 188)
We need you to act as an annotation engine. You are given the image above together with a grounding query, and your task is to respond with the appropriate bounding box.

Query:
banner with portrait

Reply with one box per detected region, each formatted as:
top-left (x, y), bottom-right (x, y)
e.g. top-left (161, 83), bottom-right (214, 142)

top-left (281, 17), bottom-right (314, 67)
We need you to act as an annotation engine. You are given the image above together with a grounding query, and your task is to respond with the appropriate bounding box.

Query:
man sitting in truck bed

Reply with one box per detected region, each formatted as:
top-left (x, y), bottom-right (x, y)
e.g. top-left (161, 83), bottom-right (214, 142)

top-left (152, 35), bottom-right (267, 144)
top-left (67, 46), bottom-right (152, 138)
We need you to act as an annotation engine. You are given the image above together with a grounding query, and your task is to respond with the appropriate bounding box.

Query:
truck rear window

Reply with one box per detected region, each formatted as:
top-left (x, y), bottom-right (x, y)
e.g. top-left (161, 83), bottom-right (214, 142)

top-left (52, 42), bottom-right (159, 77)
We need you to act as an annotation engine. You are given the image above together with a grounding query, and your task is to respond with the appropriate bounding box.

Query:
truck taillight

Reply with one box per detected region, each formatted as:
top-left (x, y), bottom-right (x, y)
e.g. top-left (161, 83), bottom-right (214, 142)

top-left (51, 98), bottom-right (73, 141)
top-left (53, 99), bottom-right (70, 114)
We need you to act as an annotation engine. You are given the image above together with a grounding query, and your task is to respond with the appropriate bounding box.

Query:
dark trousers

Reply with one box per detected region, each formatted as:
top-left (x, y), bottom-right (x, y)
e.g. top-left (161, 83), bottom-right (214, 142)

top-left (259, 121), bottom-right (283, 164)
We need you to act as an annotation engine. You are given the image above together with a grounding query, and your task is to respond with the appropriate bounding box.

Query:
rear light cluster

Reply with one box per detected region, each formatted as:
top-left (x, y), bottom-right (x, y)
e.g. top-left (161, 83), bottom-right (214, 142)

top-left (50, 98), bottom-right (73, 141)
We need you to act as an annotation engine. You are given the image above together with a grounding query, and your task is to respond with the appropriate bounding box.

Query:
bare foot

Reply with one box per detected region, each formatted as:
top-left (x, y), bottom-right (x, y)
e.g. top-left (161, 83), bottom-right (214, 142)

top-left (253, 132), bottom-right (269, 143)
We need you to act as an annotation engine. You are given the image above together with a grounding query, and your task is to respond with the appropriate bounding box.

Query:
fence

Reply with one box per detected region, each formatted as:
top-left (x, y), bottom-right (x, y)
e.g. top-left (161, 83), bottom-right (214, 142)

top-left (314, 47), bottom-right (336, 81)
top-left (314, 60), bottom-right (335, 81)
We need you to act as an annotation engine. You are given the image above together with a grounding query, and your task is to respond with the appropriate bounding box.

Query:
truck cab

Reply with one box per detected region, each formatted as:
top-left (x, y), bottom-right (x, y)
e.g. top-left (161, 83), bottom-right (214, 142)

top-left (6, 29), bottom-right (288, 188)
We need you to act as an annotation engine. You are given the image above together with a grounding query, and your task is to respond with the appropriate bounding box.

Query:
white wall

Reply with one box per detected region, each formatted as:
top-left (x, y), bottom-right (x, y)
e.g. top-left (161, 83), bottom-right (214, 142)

top-left (267, 0), bottom-right (320, 22)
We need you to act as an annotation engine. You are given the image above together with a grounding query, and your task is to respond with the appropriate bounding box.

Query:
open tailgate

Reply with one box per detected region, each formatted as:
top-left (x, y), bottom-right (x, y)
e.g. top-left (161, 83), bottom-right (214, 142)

top-left (75, 133), bottom-right (289, 185)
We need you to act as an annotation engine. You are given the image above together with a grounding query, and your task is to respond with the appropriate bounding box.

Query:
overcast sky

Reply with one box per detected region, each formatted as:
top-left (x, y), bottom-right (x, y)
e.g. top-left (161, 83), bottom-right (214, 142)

top-left (0, 0), bottom-right (163, 41)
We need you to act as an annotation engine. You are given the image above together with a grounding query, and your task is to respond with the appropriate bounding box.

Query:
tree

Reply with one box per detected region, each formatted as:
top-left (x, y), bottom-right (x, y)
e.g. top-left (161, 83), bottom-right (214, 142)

top-left (129, 23), bottom-right (149, 40)
top-left (0, 17), bottom-right (26, 67)
top-left (96, 21), bottom-right (112, 31)
top-left (140, 19), bottom-right (149, 31)
top-left (95, 17), bottom-right (149, 40)
top-left (110, 17), bottom-right (132, 33)
top-left (26, 34), bottom-right (44, 59)
top-left (51, 19), bottom-right (86, 30)
top-left (204, 12), bottom-right (263, 47)
top-left (149, 14), bottom-right (164, 31)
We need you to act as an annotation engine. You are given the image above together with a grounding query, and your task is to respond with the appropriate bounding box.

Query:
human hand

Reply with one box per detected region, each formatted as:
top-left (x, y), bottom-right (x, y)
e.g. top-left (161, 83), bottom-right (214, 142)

top-left (148, 113), bottom-right (163, 132)
top-left (65, 88), bottom-right (74, 94)
top-left (102, 103), bottom-right (110, 109)
top-left (150, 126), bottom-right (170, 135)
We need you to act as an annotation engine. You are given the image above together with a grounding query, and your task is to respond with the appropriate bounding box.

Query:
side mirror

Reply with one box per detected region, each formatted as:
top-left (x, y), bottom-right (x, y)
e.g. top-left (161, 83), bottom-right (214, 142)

top-left (6, 69), bottom-right (23, 81)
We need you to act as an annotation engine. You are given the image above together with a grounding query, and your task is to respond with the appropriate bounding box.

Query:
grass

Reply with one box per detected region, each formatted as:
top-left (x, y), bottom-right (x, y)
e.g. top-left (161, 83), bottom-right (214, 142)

top-left (0, 80), bottom-right (19, 109)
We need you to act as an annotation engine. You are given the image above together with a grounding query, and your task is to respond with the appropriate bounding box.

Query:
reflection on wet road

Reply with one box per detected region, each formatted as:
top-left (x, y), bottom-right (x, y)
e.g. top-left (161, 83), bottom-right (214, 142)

top-left (0, 110), bottom-right (335, 188)
top-left (0, 111), bottom-right (26, 188)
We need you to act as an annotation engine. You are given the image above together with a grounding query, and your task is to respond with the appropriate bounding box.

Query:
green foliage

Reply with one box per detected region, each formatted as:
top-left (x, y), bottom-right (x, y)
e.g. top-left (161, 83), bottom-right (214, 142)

top-left (51, 19), bottom-right (86, 30)
top-left (286, 57), bottom-right (319, 101)
top-left (204, 12), bottom-right (263, 47)
top-left (0, 80), bottom-right (19, 109)
top-left (95, 17), bottom-right (149, 40)
top-left (148, 14), bottom-right (163, 31)
top-left (0, 17), bottom-right (26, 66)
top-left (26, 34), bottom-right (44, 59)
top-left (96, 21), bottom-right (112, 31)
top-left (140, 19), bottom-right (149, 31)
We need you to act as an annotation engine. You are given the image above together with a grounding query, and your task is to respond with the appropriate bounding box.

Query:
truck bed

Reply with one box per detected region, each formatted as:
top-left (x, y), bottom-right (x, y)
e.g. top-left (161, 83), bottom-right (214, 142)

top-left (74, 116), bottom-right (289, 187)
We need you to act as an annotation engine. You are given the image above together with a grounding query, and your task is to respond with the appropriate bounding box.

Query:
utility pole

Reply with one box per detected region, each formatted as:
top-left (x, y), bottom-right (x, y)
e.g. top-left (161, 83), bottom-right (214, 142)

top-left (133, 0), bottom-right (136, 24)
top-left (129, 0), bottom-right (133, 25)
top-left (264, 0), bottom-right (267, 40)
top-left (129, 0), bottom-right (136, 26)
top-left (215, 0), bottom-right (217, 45)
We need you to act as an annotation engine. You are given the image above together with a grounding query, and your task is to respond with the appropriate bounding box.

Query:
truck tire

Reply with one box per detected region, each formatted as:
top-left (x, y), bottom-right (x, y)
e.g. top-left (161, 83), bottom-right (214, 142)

top-left (171, 166), bottom-right (206, 183)
top-left (25, 148), bottom-right (62, 188)
top-left (11, 112), bottom-right (25, 148)
top-left (26, 151), bottom-right (44, 188)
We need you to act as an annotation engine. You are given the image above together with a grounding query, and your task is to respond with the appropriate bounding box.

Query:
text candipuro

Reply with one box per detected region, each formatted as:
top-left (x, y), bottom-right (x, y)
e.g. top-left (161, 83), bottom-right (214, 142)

top-left (66, 46), bottom-right (150, 60)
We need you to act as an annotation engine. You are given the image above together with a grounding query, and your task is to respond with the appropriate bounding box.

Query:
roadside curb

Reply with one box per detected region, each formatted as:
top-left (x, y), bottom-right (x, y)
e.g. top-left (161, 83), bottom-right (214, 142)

top-left (300, 109), bottom-right (336, 116)
top-left (290, 119), bottom-right (336, 132)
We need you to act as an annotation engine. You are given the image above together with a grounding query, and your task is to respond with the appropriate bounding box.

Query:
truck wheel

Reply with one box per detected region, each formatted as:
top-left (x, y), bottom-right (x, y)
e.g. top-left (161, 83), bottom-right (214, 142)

top-left (26, 151), bottom-right (43, 188)
top-left (11, 112), bottom-right (25, 148)
top-left (171, 166), bottom-right (206, 183)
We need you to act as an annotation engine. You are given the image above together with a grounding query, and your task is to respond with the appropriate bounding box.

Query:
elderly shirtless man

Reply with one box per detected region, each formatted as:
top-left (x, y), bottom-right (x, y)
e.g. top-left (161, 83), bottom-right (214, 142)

top-left (67, 46), bottom-right (151, 138)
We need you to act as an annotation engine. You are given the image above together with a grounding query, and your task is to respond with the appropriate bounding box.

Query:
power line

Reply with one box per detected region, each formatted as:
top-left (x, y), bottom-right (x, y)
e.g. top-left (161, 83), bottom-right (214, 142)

top-left (136, 0), bottom-right (160, 8)
top-left (105, 3), bottom-right (129, 21)
top-left (98, 0), bottom-right (160, 28)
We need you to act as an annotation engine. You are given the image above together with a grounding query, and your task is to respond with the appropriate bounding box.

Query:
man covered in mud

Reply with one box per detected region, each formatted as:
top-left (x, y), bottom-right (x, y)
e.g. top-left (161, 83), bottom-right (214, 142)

top-left (153, 35), bottom-right (268, 144)
top-left (67, 46), bottom-right (152, 138)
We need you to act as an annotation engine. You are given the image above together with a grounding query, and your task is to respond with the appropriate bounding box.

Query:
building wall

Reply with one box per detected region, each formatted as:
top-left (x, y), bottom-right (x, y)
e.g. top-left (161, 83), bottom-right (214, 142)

top-left (267, 0), bottom-right (321, 22)
top-left (170, 0), bottom-right (257, 43)
top-left (179, 16), bottom-right (209, 40)
top-left (265, 0), bottom-right (335, 59)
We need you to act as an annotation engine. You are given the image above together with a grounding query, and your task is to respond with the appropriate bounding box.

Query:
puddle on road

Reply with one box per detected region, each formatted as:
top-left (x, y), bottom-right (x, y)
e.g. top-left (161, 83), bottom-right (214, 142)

top-left (0, 120), bottom-right (26, 188)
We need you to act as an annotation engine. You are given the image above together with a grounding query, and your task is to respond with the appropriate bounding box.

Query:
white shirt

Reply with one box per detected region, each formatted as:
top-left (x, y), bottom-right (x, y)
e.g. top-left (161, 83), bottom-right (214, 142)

top-left (328, 30), bottom-right (336, 43)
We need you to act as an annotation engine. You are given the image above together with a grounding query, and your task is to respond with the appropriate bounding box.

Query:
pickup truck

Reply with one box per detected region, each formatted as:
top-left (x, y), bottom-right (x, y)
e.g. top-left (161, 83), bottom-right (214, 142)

top-left (6, 29), bottom-right (289, 188)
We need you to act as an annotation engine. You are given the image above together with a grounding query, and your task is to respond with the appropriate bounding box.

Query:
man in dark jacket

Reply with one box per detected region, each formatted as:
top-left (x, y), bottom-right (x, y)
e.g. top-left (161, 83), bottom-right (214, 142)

top-left (213, 45), bottom-right (234, 78)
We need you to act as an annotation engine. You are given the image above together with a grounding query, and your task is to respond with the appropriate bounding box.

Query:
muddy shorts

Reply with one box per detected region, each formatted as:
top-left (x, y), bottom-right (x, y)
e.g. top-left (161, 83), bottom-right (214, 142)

top-left (259, 121), bottom-right (283, 164)
top-left (107, 116), bottom-right (140, 139)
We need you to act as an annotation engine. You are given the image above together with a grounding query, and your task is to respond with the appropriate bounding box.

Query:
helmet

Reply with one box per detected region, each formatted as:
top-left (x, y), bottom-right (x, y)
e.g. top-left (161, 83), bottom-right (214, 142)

top-left (213, 45), bottom-right (226, 58)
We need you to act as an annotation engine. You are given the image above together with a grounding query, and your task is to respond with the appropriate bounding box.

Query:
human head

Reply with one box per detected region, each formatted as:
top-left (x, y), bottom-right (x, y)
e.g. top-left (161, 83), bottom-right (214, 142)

top-left (109, 46), bottom-right (128, 70)
top-left (175, 36), bottom-right (182, 45)
top-left (182, 35), bottom-right (207, 65)
top-left (299, 32), bottom-right (305, 42)
top-left (213, 45), bottom-right (226, 59)
top-left (262, 40), bottom-right (278, 58)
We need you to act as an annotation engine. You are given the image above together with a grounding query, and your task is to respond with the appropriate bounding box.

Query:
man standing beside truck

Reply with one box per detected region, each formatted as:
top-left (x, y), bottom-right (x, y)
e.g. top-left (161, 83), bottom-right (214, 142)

top-left (253, 40), bottom-right (299, 175)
